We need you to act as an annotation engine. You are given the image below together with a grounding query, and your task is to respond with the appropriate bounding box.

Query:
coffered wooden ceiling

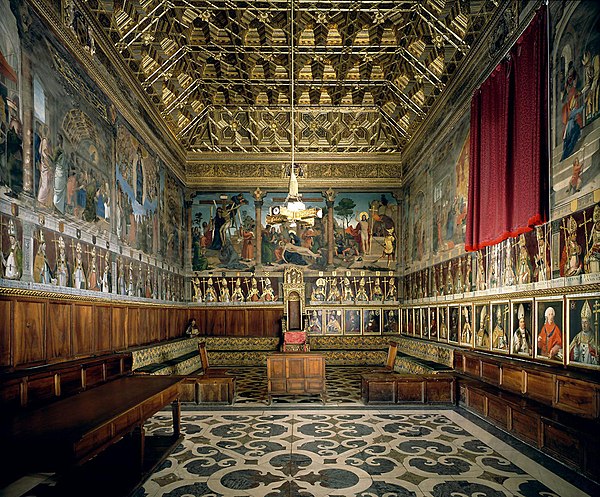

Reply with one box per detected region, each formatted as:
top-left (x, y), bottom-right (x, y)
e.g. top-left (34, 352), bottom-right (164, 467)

top-left (86, 0), bottom-right (500, 156)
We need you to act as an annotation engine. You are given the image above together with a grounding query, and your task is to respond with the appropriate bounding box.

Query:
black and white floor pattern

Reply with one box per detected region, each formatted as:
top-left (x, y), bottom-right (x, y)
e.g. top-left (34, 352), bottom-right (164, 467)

top-left (139, 409), bottom-right (587, 497)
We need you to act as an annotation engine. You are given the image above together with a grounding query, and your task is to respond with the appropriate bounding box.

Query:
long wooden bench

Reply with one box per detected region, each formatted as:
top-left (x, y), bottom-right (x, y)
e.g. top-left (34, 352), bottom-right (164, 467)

top-left (454, 350), bottom-right (600, 483)
top-left (0, 353), bottom-right (185, 496)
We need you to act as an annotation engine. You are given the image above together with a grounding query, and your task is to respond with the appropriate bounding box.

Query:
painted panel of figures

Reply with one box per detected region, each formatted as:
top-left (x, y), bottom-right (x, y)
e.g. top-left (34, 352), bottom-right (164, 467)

top-left (27, 11), bottom-right (111, 227)
top-left (430, 114), bottom-right (470, 256)
top-left (0, 214), bottom-right (22, 280)
top-left (512, 300), bottom-right (534, 357)
top-left (551, 1), bottom-right (600, 210)
top-left (536, 298), bottom-right (565, 363)
top-left (191, 191), bottom-right (253, 272)
top-left (333, 192), bottom-right (398, 270)
top-left (567, 296), bottom-right (599, 368)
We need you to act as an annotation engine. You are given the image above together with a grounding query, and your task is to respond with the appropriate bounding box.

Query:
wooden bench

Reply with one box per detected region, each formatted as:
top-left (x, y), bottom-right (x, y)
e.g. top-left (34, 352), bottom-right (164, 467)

top-left (454, 349), bottom-right (600, 483)
top-left (178, 343), bottom-right (237, 405)
top-left (361, 372), bottom-right (456, 404)
top-left (0, 354), bottom-right (185, 495)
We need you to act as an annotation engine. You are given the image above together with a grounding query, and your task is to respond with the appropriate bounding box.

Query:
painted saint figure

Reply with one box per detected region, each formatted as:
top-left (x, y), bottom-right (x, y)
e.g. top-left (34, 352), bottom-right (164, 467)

top-left (52, 134), bottom-right (68, 213)
top-left (2, 220), bottom-right (22, 280)
top-left (33, 231), bottom-right (53, 284)
top-left (569, 300), bottom-right (599, 365)
top-left (512, 304), bottom-right (532, 356)
top-left (538, 306), bottom-right (563, 360)
top-left (491, 306), bottom-right (508, 350)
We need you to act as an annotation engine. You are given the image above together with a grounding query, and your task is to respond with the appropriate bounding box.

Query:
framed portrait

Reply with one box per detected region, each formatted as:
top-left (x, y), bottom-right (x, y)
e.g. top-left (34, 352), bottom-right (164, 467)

top-left (567, 295), bottom-right (599, 369)
top-left (438, 306), bottom-right (449, 342)
top-left (383, 309), bottom-right (399, 334)
top-left (448, 305), bottom-right (460, 343)
top-left (400, 308), bottom-right (409, 334)
top-left (428, 307), bottom-right (438, 340)
top-left (413, 308), bottom-right (422, 337)
top-left (406, 308), bottom-right (414, 335)
top-left (460, 304), bottom-right (474, 347)
top-left (364, 309), bottom-right (381, 334)
top-left (535, 297), bottom-right (565, 364)
top-left (307, 309), bottom-right (323, 334)
top-left (474, 303), bottom-right (490, 350)
top-left (324, 309), bottom-right (343, 335)
top-left (344, 308), bottom-right (362, 335)
top-left (511, 299), bottom-right (534, 357)
top-left (490, 301), bottom-right (510, 353)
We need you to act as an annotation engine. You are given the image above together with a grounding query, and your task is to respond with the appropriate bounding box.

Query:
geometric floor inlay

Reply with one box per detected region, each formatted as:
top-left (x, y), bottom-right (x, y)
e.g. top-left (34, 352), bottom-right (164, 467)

top-left (139, 409), bottom-right (589, 497)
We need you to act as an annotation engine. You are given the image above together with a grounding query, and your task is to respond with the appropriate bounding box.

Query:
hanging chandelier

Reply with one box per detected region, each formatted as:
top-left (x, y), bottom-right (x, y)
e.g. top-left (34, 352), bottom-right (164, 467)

top-left (266, 0), bottom-right (322, 228)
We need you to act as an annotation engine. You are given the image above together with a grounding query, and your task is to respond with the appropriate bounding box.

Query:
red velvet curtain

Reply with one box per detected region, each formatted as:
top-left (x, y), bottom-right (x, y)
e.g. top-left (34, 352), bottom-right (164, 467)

top-left (466, 7), bottom-right (548, 252)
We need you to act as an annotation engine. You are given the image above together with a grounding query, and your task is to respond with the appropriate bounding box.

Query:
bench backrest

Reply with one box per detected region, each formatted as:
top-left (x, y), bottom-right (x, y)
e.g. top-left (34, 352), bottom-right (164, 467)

top-left (0, 353), bottom-right (133, 415)
top-left (385, 341), bottom-right (398, 370)
top-left (199, 342), bottom-right (210, 370)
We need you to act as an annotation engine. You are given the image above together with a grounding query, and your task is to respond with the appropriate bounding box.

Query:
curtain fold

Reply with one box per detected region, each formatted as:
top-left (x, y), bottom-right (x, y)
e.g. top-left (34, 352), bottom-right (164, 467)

top-left (466, 6), bottom-right (548, 252)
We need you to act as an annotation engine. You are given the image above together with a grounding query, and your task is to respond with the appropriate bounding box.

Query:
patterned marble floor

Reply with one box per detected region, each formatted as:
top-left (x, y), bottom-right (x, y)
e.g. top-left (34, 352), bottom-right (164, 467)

top-left (3, 368), bottom-right (597, 497)
top-left (138, 409), bottom-right (590, 497)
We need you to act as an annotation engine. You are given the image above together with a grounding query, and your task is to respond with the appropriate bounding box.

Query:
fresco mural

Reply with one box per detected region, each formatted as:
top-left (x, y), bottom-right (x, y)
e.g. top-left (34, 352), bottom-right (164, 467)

top-left (115, 126), bottom-right (159, 252)
top-left (332, 192), bottom-right (398, 270)
top-left (262, 191), bottom-right (328, 269)
top-left (29, 24), bottom-right (112, 228)
top-left (162, 171), bottom-right (185, 267)
top-left (430, 115), bottom-right (470, 256)
top-left (191, 191), bottom-right (253, 272)
top-left (551, 2), bottom-right (600, 210)
top-left (0, 0), bottom-right (22, 199)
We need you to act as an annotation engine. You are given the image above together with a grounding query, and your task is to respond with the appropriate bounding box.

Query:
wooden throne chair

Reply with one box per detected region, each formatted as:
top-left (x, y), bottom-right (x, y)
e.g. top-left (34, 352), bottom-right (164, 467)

top-left (281, 267), bottom-right (310, 352)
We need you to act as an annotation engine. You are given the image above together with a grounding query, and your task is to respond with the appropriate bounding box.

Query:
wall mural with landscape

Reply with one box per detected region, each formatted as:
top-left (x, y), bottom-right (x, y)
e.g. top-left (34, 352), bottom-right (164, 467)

top-left (0, 0), bottom-right (185, 299)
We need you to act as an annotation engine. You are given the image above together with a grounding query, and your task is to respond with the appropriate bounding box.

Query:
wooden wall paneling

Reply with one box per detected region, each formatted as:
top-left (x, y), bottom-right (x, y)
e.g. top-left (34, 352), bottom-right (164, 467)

top-left (13, 300), bottom-right (45, 366)
top-left (111, 306), bottom-right (128, 351)
top-left (46, 302), bottom-right (72, 362)
top-left (464, 354), bottom-right (481, 377)
top-left (481, 360), bottom-right (501, 385)
top-left (72, 304), bottom-right (94, 357)
top-left (178, 308), bottom-right (188, 338)
top-left (540, 417), bottom-right (582, 468)
top-left (500, 364), bottom-right (524, 394)
top-left (0, 299), bottom-right (12, 367)
top-left (467, 387), bottom-right (487, 415)
top-left (246, 309), bottom-right (264, 337)
top-left (206, 309), bottom-right (226, 336)
top-left (453, 351), bottom-right (465, 371)
top-left (157, 307), bottom-right (167, 341)
top-left (94, 304), bottom-right (112, 353)
top-left (555, 377), bottom-right (599, 418)
top-left (524, 370), bottom-right (555, 405)
top-left (262, 308), bottom-right (284, 337)
top-left (191, 308), bottom-right (206, 335)
top-left (487, 396), bottom-right (509, 429)
top-left (25, 372), bottom-right (57, 408)
top-left (128, 306), bottom-right (140, 347)
top-left (138, 306), bottom-right (151, 344)
top-left (226, 309), bottom-right (247, 336)
top-left (509, 407), bottom-right (540, 446)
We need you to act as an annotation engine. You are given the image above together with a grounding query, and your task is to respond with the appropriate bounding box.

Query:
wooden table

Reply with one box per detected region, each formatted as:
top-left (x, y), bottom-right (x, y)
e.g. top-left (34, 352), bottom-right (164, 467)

top-left (2, 376), bottom-right (184, 478)
top-left (267, 353), bottom-right (326, 404)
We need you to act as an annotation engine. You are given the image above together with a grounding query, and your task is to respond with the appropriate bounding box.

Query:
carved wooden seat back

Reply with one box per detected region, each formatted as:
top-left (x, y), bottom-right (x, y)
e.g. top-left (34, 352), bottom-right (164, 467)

top-left (282, 267), bottom-right (309, 352)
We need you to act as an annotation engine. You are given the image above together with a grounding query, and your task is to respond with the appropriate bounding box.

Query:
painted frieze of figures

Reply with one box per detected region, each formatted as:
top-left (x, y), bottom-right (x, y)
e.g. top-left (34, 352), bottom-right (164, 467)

top-left (309, 275), bottom-right (397, 304)
top-left (191, 276), bottom-right (278, 303)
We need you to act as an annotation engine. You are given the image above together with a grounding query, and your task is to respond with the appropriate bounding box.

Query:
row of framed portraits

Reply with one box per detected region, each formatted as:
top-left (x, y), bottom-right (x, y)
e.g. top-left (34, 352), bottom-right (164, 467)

top-left (402, 294), bottom-right (599, 370)
top-left (305, 308), bottom-right (400, 336)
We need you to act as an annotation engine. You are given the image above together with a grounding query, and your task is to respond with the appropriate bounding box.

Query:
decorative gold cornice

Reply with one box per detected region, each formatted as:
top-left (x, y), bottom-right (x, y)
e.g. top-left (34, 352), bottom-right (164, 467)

top-left (0, 286), bottom-right (188, 307)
